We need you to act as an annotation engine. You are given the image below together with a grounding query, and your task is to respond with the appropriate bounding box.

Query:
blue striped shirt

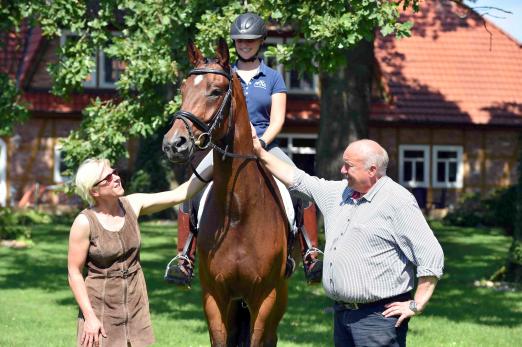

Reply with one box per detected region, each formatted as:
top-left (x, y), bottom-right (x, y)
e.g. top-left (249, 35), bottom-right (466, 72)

top-left (290, 170), bottom-right (444, 303)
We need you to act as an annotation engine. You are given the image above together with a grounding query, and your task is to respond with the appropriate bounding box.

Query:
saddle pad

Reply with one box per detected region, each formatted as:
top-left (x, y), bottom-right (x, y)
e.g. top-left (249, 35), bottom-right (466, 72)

top-left (197, 178), bottom-right (295, 232)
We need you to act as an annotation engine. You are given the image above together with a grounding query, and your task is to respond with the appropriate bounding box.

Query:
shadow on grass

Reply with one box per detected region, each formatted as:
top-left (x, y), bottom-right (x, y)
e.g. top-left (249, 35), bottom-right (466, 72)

top-left (136, 226), bottom-right (333, 345)
top-left (428, 223), bottom-right (522, 328)
top-left (1, 220), bottom-right (519, 344)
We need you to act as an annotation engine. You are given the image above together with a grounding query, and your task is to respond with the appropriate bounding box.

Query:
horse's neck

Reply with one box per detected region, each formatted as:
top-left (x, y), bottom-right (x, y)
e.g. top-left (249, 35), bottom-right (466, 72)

top-left (212, 80), bottom-right (260, 195)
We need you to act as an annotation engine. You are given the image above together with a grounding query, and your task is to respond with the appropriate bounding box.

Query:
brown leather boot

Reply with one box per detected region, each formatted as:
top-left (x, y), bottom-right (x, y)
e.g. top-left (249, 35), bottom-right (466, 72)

top-left (300, 202), bottom-right (323, 284)
top-left (164, 207), bottom-right (197, 287)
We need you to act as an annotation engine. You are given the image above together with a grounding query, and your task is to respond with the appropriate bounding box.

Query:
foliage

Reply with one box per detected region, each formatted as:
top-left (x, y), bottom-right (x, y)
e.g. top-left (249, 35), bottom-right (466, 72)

top-left (126, 125), bottom-right (176, 219)
top-left (0, 207), bottom-right (52, 240)
top-left (443, 187), bottom-right (517, 235)
top-left (0, 73), bottom-right (29, 136)
top-left (1, 0), bottom-right (419, 169)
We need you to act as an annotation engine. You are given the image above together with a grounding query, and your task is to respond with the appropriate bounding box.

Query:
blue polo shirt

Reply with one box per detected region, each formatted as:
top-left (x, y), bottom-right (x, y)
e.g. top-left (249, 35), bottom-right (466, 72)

top-left (233, 59), bottom-right (287, 137)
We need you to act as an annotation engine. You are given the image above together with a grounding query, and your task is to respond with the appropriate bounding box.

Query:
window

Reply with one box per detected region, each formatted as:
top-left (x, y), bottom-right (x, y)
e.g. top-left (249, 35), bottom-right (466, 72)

top-left (432, 145), bottom-right (463, 188)
top-left (260, 38), bottom-right (318, 95)
top-left (277, 134), bottom-right (317, 175)
top-left (53, 144), bottom-right (70, 183)
top-left (285, 68), bottom-right (318, 94)
top-left (399, 145), bottom-right (429, 188)
top-left (0, 139), bottom-right (6, 206)
top-left (61, 32), bottom-right (124, 89)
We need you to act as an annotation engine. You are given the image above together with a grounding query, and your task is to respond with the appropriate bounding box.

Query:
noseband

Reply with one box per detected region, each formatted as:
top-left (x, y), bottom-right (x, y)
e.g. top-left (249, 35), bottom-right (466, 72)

top-left (173, 66), bottom-right (257, 159)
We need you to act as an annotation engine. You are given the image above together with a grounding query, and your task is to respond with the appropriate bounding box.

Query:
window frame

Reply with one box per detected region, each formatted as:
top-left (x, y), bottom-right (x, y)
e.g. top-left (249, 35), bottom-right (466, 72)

top-left (277, 133), bottom-right (318, 158)
top-left (432, 145), bottom-right (464, 188)
top-left (61, 31), bottom-right (122, 89)
top-left (261, 37), bottom-right (318, 95)
top-left (53, 143), bottom-right (70, 184)
top-left (60, 32), bottom-right (97, 88)
top-left (399, 144), bottom-right (430, 188)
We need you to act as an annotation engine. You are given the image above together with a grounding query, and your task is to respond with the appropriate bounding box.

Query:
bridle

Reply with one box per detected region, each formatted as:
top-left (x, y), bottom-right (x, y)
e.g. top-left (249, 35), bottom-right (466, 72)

top-left (172, 64), bottom-right (257, 182)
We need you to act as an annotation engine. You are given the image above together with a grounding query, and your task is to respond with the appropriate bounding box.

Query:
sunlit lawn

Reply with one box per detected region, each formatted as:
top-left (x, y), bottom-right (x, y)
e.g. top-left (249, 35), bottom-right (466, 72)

top-left (0, 219), bottom-right (520, 346)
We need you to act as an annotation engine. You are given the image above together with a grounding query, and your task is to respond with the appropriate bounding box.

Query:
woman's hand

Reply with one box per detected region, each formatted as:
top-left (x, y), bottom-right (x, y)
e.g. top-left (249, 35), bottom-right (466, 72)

top-left (81, 315), bottom-right (107, 347)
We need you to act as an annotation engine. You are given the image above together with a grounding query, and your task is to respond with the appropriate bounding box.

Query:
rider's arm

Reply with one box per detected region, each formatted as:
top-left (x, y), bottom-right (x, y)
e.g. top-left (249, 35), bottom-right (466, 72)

top-left (260, 92), bottom-right (286, 145)
top-left (252, 124), bottom-right (295, 187)
top-left (126, 166), bottom-right (212, 216)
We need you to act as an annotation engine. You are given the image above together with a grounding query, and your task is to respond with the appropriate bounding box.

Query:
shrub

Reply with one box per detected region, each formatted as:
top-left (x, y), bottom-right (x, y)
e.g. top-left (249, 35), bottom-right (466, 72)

top-left (0, 208), bottom-right (53, 240)
top-left (443, 186), bottom-right (516, 235)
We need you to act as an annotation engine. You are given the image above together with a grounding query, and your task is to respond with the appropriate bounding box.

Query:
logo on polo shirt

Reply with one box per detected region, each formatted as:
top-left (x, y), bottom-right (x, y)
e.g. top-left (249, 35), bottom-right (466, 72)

top-left (253, 80), bottom-right (267, 89)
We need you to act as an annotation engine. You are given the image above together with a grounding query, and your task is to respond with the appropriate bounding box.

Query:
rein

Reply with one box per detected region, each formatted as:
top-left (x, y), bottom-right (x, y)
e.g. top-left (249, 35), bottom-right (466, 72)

top-left (173, 66), bottom-right (257, 169)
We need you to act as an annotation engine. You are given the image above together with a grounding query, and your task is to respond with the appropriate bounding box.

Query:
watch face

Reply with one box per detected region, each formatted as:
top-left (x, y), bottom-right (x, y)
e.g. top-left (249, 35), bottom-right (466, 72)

top-left (409, 300), bottom-right (417, 312)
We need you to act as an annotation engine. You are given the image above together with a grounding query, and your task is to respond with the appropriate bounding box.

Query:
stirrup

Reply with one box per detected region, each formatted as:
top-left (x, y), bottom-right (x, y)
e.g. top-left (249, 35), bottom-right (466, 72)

top-left (303, 247), bottom-right (324, 284)
top-left (164, 254), bottom-right (194, 287)
top-left (304, 247), bottom-right (324, 261)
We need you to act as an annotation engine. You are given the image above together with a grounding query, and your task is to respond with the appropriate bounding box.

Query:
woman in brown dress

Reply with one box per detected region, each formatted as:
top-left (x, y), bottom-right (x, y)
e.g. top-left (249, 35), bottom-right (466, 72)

top-left (68, 158), bottom-right (209, 347)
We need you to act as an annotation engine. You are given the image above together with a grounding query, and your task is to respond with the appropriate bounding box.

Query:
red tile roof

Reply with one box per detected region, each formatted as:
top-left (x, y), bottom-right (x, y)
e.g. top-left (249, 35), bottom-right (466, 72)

top-left (373, 0), bottom-right (522, 126)
top-left (23, 91), bottom-right (116, 113)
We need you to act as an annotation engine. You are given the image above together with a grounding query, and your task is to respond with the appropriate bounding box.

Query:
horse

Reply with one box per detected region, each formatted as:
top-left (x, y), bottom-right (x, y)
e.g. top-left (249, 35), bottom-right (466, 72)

top-left (162, 39), bottom-right (290, 347)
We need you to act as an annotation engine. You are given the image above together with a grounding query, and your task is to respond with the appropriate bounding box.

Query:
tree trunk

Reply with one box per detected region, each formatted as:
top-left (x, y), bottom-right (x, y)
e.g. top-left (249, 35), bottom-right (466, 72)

top-left (316, 39), bottom-right (374, 180)
top-left (504, 133), bottom-right (522, 283)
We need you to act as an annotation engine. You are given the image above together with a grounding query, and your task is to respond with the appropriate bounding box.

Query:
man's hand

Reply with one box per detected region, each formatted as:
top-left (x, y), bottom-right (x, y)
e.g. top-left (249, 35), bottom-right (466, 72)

top-left (382, 300), bottom-right (416, 327)
top-left (251, 123), bottom-right (264, 155)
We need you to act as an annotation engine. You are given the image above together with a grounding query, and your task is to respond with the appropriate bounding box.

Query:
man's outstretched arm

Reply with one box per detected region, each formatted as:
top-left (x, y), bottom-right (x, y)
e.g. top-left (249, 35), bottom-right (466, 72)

top-left (251, 124), bottom-right (295, 187)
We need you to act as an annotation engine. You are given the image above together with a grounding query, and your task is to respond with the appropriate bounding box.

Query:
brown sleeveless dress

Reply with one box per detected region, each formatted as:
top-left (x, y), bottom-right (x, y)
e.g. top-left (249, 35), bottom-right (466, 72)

top-left (77, 197), bottom-right (155, 347)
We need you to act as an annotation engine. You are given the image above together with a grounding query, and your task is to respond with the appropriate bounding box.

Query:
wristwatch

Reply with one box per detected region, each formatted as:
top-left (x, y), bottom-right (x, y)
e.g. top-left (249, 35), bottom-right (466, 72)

top-left (409, 300), bottom-right (421, 314)
top-left (259, 138), bottom-right (267, 149)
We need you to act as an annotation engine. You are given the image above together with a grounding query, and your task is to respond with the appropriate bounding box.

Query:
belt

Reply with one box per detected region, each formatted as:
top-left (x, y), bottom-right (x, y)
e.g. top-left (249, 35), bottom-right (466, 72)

top-left (88, 263), bottom-right (142, 279)
top-left (335, 291), bottom-right (412, 311)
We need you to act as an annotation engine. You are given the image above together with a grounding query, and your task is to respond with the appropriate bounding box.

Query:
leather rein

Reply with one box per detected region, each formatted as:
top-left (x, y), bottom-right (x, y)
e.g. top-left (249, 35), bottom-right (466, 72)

top-left (173, 66), bottom-right (257, 182)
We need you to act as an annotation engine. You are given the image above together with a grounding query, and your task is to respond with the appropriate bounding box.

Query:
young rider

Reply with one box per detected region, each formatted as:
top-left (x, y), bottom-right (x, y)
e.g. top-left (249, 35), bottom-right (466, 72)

top-left (165, 13), bottom-right (322, 287)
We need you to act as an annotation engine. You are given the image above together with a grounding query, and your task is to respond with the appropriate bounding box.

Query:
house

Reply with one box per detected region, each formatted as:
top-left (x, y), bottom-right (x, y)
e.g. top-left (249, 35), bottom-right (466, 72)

top-left (277, 0), bottom-right (522, 211)
top-left (0, 25), bottom-right (121, 208)
top-left (1, 1), bottom-right (521, 212)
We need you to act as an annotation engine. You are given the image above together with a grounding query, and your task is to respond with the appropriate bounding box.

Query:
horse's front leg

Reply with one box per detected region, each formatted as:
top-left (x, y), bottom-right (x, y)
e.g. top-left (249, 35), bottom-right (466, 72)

top-left (203, 291), bottom-right (228, 347)
top-left (250, 282), bottom-right (288, 347)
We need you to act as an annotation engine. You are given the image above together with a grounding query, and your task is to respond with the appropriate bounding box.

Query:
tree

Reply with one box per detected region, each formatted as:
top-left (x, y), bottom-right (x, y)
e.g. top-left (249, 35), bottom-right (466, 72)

top-left (1, 0), bottom-right (418, 170)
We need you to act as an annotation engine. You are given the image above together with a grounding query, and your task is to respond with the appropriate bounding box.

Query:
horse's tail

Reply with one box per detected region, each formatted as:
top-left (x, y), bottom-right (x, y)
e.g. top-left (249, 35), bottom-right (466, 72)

top-left (233, 299), bottom-right (251, 347)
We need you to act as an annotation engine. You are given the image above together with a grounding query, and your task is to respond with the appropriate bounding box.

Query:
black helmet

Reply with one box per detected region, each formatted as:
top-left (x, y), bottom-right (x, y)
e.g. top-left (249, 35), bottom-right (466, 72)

top-left (230, 13), bottom-right (267, 40)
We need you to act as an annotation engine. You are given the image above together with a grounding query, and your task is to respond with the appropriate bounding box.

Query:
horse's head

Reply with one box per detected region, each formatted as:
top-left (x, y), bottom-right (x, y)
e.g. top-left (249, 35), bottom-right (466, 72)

top-left (163, 39), bottom-right (232, 163)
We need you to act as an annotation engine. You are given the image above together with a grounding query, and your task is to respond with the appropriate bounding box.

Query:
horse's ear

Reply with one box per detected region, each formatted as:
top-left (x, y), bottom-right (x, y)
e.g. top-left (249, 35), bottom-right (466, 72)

top-left (187, 40), bottom-right (204, 66)
top-left (216, 38), bottom-right (230, 69)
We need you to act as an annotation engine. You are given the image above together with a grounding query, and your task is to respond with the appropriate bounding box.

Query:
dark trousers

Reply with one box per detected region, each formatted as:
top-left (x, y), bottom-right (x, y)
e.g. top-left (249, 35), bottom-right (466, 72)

top-left (333, 301), bottom-right (409, 347)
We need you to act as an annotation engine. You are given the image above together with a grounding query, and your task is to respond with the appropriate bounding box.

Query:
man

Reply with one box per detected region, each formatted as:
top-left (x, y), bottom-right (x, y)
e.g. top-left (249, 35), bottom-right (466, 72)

top-left (252, 130), bottom-right (444, 347)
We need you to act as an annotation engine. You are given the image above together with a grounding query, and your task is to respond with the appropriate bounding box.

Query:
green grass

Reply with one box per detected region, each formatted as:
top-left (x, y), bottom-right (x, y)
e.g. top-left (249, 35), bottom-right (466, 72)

top-left (0, 220), bottom-right (520, 346)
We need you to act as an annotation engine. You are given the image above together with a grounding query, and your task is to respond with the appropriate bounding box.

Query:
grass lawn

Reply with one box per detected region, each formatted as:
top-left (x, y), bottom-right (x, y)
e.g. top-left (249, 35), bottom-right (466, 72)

top-left (0, 219), bottom-right (520, 346)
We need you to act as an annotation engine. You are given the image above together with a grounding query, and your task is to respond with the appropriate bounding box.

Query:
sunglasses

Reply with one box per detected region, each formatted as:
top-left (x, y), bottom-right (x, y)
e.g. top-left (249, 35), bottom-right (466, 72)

top-left (93, 169), bottom-right (119, 187)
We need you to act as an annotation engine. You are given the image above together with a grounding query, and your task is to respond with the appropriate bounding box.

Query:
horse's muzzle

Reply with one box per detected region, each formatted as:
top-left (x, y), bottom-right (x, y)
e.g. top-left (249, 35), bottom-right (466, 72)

top-left (162, 135), bottom-right (193, 163)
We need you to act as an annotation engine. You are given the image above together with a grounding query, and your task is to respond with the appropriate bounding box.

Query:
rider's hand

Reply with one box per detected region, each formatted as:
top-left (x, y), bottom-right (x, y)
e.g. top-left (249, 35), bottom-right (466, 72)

top-left (250, 123), bottom-right (264, 155)
top-left (81, 315), bottom-right (107, 347)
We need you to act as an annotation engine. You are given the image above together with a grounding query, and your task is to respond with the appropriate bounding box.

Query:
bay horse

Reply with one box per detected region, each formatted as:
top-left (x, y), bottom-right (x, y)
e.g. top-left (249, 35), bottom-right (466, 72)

top-left (162, 39), bottom-right (290, 346)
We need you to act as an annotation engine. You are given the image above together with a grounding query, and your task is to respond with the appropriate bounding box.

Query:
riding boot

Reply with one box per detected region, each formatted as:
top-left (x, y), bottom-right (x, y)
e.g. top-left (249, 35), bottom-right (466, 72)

top-left (299, 202), bottom-right (323, 284)
top-left (164, 204), bottom-right (198, 287)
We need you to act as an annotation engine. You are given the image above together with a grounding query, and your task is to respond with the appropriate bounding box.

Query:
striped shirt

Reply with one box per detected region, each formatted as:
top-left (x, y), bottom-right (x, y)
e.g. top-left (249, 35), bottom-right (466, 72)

top-left (290, 169), bottom-right (444, 303)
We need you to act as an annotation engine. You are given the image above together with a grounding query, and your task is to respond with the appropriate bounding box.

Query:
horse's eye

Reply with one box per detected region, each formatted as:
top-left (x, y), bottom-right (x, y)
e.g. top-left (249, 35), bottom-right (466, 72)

top-left (209, 89), bottom-right (223, 97)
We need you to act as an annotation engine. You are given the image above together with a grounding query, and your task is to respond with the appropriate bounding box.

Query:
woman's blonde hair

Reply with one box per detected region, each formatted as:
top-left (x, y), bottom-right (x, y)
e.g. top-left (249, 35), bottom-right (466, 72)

top-left (75, 158), bottom-right (110, 206)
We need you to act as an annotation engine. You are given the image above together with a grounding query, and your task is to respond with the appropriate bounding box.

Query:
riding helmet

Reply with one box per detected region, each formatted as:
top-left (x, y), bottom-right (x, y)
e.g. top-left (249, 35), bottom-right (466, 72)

top-left (230, 13), bottom-right (267, 40)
